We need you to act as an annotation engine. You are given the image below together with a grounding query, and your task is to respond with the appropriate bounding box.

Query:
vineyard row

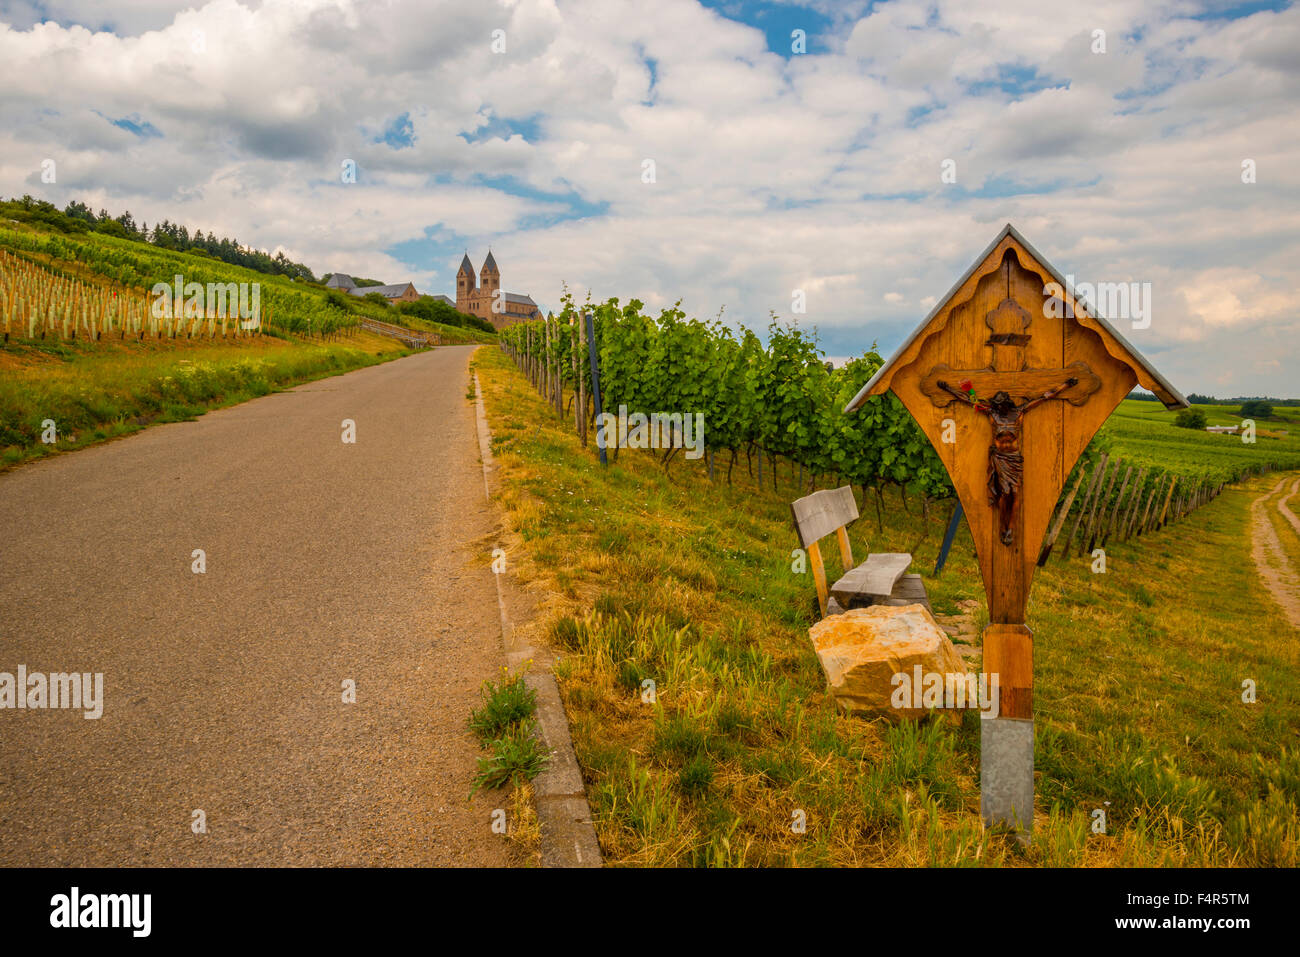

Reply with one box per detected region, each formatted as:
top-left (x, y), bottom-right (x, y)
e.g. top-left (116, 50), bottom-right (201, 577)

top-left (0, 229), bottom-right (358, 339)
top-left (496, 299), bottom-right (1294, 565)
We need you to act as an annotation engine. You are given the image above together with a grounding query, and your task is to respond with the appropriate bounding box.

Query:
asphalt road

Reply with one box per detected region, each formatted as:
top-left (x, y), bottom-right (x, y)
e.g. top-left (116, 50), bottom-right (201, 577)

top-left (0, 345), bottom-right (518, 866)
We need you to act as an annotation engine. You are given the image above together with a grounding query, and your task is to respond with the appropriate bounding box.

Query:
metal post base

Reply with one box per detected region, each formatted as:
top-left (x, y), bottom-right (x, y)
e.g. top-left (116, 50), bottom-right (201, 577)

top-left (981, 716), bottom-right (1034, 843)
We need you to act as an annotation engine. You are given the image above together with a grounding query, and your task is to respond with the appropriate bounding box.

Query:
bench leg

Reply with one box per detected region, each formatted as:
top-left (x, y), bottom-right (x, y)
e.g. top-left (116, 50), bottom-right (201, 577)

top-left (808, 540), bottom-right (828, 618)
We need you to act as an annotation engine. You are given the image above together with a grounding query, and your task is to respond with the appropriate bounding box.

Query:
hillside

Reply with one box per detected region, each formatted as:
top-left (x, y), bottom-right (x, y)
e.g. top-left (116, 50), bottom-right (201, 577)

top-left (1105, 399), bottom-right (1300, 483)
top-left (0, 220), bottom-right (489, 469)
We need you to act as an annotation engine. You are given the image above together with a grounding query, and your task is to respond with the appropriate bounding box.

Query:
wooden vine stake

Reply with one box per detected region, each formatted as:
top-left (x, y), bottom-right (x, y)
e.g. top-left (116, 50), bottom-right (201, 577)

top-left (845, 224), bottom-right (1187, 841)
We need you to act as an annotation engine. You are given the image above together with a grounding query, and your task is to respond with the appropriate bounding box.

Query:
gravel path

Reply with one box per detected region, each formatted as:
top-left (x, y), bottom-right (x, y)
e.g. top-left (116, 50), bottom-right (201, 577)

top-left (0, 345), bottom-right (518, 866)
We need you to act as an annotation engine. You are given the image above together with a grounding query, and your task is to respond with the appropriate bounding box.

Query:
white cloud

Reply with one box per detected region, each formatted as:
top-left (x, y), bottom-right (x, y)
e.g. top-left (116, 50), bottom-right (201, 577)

top-left (0, 0), bottom-right (1296, 396)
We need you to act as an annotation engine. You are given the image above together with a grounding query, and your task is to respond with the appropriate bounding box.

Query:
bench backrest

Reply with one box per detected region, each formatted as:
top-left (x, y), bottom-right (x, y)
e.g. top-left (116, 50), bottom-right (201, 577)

top-left (790, 487), bottom-right (860, 618)
top-left (790, 486), bottom-right (858, 548)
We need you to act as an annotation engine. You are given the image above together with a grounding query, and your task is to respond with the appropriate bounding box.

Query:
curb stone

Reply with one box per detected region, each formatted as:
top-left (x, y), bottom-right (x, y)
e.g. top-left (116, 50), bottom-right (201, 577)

top-left (473, 367), bottom-right (603, 868)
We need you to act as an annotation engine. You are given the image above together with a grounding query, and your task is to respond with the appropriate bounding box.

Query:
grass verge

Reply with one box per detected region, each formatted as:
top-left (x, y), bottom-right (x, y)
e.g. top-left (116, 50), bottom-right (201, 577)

top-left (0, 330), bottom-right (411, 470)
top-left (474, 343), bottom-right (1300, 867)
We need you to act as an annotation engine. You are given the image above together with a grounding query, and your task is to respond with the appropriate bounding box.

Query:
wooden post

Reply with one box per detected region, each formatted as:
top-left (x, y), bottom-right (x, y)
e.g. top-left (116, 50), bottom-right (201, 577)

top-left (1037, 466), bottom-right (1086, 566)
top-left (585, 313), bottom-right (606, 466)
top-left (577, 315), bottom-right (588, 446)
top-left (1121, 467), bottom-right (1149, 541)
top-left (551, 316), bottom-right (561, 415)
top-left (543, 317), bottom-right (551, 406)
top-left (1136, 477), bottom-right (1161, 536)
top-left (1064, 454), bottom-right (1108, 559)
top-left (1101, 463), bottom-right (1133, 547)
top-left (1146, 477), bottom-right (1167, 532)
top-left (556, 321), bottom-right (564, 416)
top-left (835, 525), bottom-right (854, 573)
top-left (572, 316), bottom-right (583, 444)
top-left (1084, 457), bottom-right (1119, 554)
top-left (1157, 475), bottom-right (1177, 529)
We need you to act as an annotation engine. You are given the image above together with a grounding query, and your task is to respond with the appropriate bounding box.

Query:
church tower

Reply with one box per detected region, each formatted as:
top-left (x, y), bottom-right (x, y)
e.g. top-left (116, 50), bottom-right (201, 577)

top-left (480, 250), bottom-right (501, 310)
top-left (456, 253), bottom-right (475, 312)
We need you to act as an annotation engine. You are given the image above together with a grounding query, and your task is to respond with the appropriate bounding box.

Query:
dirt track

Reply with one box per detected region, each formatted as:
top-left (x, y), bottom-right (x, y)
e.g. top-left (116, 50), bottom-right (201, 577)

top-left (0, 345), bottom-right (518, 866)
top-left (1250, 475), bottom-right (1300, 630)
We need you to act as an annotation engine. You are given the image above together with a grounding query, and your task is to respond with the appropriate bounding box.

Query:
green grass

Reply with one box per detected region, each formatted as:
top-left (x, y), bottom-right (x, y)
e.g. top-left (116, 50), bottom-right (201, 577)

top-left (472, 720), bottom-right (551, 793)
top-left (469, 670), bottom-right (540, 743)
top-left (0, 330), bottom-right (410, 470)
top-left (468, 670), bottom-right (550, 794)
top-left (402, 316), bottom-right (498, 345)
top-left (476, 344), bottom-right (1300, 867)
top-left (1104, 399), bottom-right (1300, 483)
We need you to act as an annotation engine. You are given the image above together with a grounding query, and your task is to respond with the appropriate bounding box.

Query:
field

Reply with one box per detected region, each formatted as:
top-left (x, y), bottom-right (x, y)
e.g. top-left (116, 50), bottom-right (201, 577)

top-left (474, 343), bottom-right (1300, 867)
top-left (1104, 399), bottom-right (1300, 483)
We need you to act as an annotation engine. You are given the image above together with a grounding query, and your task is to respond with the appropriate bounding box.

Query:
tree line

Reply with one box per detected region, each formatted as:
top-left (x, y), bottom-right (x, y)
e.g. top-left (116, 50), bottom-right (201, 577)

top-left (2, 195), bottom-right (317, 283)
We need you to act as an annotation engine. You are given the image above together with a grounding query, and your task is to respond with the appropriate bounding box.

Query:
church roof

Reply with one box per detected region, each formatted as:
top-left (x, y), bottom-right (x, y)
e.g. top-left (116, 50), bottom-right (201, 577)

top-left (504, 292), bottom-right (536, 305)
top-left (348, 282), bottom-right (416, 298)
top-left (458, 254), bottom-right (474, 276)
top-left (482, 250), bottom-right (499, 273)
top-left (325, 273), bottom-right (356, 289)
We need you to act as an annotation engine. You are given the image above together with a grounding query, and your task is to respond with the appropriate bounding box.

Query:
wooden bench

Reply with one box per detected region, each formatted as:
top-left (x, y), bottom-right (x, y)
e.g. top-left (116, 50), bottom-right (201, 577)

top-left (790, 486), bottom-right (931, 617)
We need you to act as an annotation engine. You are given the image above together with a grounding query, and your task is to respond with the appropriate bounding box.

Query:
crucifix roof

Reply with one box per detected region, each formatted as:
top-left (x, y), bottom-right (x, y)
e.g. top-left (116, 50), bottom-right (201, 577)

top-left (845, 223), bottom-right (1188, 413)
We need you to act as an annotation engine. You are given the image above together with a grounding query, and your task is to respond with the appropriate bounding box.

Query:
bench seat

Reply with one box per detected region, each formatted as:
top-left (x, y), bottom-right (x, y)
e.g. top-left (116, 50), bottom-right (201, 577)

top-left (791, 485), bottom-right (932, 619)
top-left (829, 552), bottom-right (912, 606)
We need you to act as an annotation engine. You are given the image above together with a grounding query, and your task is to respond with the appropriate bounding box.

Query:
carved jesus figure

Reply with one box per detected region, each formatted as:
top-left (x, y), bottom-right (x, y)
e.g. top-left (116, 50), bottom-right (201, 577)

top-left (937, 377), bottom-right (1078, 546)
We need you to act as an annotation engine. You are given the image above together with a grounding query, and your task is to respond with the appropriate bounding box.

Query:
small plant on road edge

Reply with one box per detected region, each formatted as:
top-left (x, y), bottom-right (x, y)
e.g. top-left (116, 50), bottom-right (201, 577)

top-left (468, 667), bottom-right (550, 796)
top-left (472, 719), bottom-right (551, 794)
top-left (469, 668), bottom-right (538, 743)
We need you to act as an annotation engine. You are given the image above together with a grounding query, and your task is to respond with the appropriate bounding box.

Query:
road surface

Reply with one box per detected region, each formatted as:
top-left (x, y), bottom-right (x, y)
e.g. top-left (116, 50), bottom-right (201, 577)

top-left (0, 345), bottom-right (518, 866)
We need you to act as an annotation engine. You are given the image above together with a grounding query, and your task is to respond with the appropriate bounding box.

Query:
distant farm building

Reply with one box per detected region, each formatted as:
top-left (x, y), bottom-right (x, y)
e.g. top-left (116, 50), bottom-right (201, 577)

top-left (456, 251), bottom-right (542, 329)
top-left (1206, 425), bottom-right (1241, 434)
top-left (324, 273), bottom-right (420, 304)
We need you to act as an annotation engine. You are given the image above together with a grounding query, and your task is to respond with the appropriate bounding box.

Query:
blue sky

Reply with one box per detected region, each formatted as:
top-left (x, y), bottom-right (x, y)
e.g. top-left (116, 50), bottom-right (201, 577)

top-left (1, 0), bottom-right (1297, 395)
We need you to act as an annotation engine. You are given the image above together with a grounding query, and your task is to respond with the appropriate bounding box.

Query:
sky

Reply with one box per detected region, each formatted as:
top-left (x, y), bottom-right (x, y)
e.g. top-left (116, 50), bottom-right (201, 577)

top-left (0, 0), bottom-right (1296, 397)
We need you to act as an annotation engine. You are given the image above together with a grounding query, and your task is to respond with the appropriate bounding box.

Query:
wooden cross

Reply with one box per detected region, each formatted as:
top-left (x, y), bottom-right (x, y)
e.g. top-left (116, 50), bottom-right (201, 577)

top-left (917, 297), bottom-right (1102, 547)
top-left (918, 298), bottom-right (1101, 411)
top-left (844, 226), bottom-right (1188, 841)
